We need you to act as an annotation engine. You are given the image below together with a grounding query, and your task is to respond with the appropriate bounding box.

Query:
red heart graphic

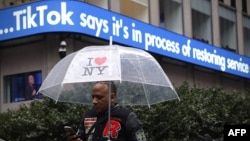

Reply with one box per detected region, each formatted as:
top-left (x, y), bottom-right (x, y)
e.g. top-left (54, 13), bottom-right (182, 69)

top-left (94, 57), bottom-right (107, 65)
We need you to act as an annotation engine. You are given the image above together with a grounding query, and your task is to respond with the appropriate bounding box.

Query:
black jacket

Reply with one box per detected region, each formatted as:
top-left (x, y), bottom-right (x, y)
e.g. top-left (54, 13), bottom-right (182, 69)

top-left (77, 105), bottom-right (147, 141)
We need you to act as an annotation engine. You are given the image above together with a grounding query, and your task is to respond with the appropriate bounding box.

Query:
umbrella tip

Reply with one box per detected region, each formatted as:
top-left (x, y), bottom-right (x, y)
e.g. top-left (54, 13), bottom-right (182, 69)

top-left (109, 36), bottom-right (113, 45)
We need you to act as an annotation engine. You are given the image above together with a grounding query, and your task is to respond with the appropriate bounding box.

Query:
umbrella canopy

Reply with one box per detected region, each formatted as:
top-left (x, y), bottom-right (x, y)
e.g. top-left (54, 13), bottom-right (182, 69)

top-left (38, 45), bottom-right (179, 106)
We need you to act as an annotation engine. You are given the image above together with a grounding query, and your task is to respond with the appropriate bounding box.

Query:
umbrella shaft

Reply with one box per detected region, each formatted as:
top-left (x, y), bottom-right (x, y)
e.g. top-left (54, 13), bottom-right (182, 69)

top-left (108, 81), bottom-right (111, 140)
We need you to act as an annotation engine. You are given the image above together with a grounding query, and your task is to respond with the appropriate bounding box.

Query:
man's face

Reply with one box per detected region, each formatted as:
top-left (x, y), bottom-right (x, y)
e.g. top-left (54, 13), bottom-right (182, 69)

top-left (28, 75), bottom-right (35, 85)
top-left (92, 83), bottom-right (115, 113)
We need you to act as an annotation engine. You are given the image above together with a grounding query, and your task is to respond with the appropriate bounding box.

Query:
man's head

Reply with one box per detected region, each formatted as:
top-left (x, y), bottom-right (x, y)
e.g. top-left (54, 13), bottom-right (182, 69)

top-left (28, 75), bottom-right (35, 85)
top-left (92, 81), bottom-right (117, 113)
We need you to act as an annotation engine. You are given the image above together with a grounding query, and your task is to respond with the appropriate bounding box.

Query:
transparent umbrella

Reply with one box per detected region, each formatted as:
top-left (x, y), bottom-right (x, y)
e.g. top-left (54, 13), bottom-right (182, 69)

top-left (38, 45), bottom-right (179, 106)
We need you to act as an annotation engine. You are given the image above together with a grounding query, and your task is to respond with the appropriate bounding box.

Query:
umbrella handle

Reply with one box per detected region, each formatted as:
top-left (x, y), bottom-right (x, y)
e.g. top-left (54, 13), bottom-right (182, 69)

top-left (109, 36), bottom-right (112, 45)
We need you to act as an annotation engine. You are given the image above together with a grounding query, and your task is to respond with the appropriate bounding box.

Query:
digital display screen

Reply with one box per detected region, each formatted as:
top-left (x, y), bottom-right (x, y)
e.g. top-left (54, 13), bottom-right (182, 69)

top-left (4, 71), bottom-right (42, 103)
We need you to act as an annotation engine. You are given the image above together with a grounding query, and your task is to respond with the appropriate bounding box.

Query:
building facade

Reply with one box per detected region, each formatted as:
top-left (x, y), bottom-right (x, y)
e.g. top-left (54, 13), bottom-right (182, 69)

top-left (0, 0), bottom-right (250, 112)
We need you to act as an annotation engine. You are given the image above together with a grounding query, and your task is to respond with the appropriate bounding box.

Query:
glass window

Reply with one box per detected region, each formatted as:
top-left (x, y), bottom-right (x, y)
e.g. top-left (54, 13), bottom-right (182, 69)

top-left (3, 0), bottom-right (14, 7)
top-left (15, 0), bottom-right (22, 4)
top-left (81, 0), bottom-right (108, 9)
top-left (191, 0), bottom-right (212, 44)
top-left (230, 0), bottom-right (236, 8)
top-left (159, 0), bottom-right (183, 34)
top-left (242, 0), bottom-right (247, 13)
top-left (219, 5), bottom-right (237, 52)
top-left (243, 16), bottom-right (250, 57)
top-left (120, 0), bottom-right (149, 23)
top-left (4, 71), bottom-right (42, 103)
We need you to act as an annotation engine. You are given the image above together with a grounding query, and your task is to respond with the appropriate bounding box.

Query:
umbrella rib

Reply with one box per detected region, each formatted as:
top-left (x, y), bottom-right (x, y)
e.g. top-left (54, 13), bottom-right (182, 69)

top-left (53, 52), bottom-right (80, 103)
top-left (138, 58), bottom-right (151, 108)
top-left (132, 55), bottom-right (151, 108)
top-left (54, 83), bottom-right (64, 104)
top-left (115, 46), bottom-right (122, 82)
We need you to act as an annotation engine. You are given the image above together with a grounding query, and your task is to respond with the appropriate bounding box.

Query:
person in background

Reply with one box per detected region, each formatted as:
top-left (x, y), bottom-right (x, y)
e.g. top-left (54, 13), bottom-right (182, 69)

top-left (66, 81), bottom-right (147, 141)
top-left (24, 74), bottom-right (37, 100)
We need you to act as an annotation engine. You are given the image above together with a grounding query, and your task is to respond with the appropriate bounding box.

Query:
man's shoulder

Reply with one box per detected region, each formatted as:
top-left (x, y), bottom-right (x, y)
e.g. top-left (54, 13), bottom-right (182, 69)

top-left (114, 105), bottom-right (130, 111)
top-left (112, 106), bottom-right (134, 117)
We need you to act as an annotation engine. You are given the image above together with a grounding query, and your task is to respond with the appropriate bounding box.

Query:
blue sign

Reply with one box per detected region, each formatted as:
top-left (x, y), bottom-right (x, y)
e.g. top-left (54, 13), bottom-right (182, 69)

top-left (0, 0), bottom-right (249, 79)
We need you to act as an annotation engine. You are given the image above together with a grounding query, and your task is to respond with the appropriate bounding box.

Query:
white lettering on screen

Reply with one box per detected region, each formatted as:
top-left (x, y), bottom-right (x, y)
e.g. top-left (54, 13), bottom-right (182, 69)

top-left (227, 58), bottom-right (249, 73)
top-left (13, 2), bottom-right (74, 31)
top-left (144, 32), bottom-right (180, 54)
top-left (193, 48), bottom-right (226, 71)
top-left (80, 13), bottom-right (109, 37)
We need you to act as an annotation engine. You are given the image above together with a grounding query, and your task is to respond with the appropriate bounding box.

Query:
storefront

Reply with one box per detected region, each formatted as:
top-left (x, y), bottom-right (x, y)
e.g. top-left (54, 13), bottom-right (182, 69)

top-left (1, 0), bottom-right (249, 112)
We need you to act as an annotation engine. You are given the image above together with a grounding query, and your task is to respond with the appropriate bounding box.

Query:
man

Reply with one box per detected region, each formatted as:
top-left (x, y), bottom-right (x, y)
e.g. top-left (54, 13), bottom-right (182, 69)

top-left (24, 74), bottom-right (37, 100)
top-left (66, 81), bottom-right (147, 141)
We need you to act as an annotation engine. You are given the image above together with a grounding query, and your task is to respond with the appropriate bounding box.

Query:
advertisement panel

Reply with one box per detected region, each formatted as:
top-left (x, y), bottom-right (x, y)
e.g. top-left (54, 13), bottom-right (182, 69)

top-left (0, 0), bottom-right (249, 79)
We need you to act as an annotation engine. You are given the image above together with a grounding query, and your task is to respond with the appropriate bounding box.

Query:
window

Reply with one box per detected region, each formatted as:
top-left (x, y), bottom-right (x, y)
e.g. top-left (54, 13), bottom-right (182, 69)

top-left (243, 16), bottom-right (250, 56)
top-left (0, 0), bottom-right (2, 8)
top-left (2, 0), bottom-right (36, 7)
top-left (191, 0), bottom-right (212, 44)
top-left (4, 71), bottom-right (42, 103)
top-left (230, 0), bottom-right (236, 8)
top-left (219, 5), bottom-right (237, 52)
top-left (159, 0), bottom-right (183, 34)
top-left (5, 0), bottom-right (14, 6)
top-left (81, 0), bottom-right (108, 9)
top-left (120, 0), bottom-right (149, 23)
top-left (242, 0), bottom-right (247, 13)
